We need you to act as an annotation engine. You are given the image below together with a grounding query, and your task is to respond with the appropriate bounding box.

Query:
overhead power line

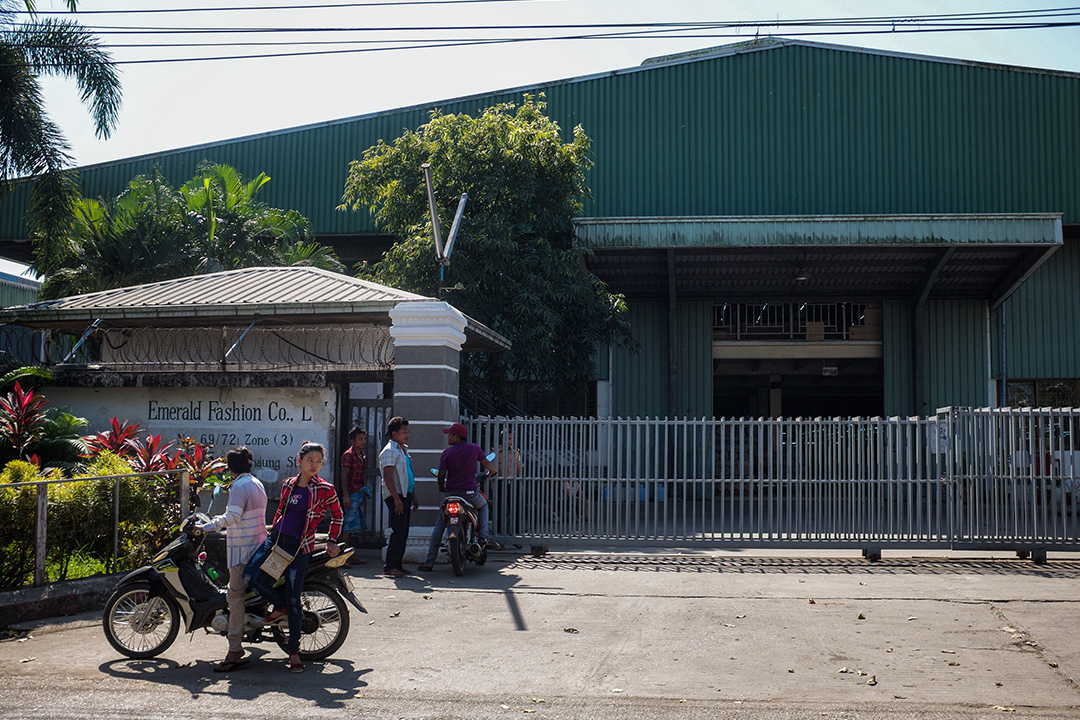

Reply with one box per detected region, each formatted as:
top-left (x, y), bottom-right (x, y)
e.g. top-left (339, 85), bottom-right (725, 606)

top-left (12, 0), bottom-right (536, 12)
top-left (4, 6), bottom-right (1080, 66)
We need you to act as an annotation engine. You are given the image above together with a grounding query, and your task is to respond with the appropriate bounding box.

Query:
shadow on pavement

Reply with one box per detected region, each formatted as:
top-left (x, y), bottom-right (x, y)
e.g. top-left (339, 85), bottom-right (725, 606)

top-left (97, 647), bottom-right (372, 707)
top-left (508, 554), bottom-right (1080, 578)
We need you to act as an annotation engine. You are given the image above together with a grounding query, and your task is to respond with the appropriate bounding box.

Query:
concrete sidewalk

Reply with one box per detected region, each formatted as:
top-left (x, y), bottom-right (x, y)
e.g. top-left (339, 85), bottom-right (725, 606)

top-left (2, 548), bottom-right (1079, 718)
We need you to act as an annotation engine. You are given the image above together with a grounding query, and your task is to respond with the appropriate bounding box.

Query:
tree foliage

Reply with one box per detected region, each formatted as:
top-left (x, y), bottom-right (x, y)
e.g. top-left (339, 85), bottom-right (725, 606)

top-left (0, 0), bottom-right (120, 245)
top-left (339, 95), bottom-right (629, 396)
top-left (36, 163), bottom-right (344, 299)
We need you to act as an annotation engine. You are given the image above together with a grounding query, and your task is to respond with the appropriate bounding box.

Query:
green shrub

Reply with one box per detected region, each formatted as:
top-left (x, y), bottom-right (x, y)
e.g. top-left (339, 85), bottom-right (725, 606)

top-left (0, 461), bottom-right (53, 588)
top-left (49, 452), bottom-right (174, 574)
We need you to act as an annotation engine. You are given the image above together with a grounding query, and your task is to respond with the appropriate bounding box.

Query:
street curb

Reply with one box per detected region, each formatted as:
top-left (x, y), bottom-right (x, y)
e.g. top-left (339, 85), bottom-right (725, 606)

top-left (0, 573), bottom-right (123, 628)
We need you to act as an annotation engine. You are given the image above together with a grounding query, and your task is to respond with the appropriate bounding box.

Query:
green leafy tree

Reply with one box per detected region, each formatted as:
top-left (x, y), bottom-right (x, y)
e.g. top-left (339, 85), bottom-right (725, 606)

top-left (339, 95), bottom-right (629, 398)
top-left (0, 1), bottom-right (121, 251)
top-left (38, 164), bottom-right (344, 298)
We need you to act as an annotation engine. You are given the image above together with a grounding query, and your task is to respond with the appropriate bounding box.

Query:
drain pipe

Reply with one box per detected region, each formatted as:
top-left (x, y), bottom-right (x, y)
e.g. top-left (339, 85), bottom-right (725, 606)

top-left (667, 249), bottom-right (678, 418)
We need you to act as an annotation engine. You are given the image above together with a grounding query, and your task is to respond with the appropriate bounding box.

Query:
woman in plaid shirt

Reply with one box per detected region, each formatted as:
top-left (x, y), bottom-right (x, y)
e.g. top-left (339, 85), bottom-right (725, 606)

top-left (244, 441), bottom-right (343, 673)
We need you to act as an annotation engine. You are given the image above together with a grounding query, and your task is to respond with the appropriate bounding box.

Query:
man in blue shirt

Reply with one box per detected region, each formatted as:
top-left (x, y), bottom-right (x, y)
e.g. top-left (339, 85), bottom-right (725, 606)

top-left (417, 423), bottom-right (498, 572)
top-left (380, 416), bottom-right (418, 578)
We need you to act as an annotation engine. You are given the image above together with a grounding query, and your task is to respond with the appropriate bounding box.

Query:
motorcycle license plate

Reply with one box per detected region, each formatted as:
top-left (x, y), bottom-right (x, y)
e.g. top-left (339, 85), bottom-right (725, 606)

top-left (450, 518), bottom-right (459, 524)
top-left (341, 574), bottom-right (354, 593)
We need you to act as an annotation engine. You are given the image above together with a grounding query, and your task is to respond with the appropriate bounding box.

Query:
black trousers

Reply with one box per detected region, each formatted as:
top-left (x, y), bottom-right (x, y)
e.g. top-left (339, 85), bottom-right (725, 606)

top-left (383, 493), bottom-right (412, 571)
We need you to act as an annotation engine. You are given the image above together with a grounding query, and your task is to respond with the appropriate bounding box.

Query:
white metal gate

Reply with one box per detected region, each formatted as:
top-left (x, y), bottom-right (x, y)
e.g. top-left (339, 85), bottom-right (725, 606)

top-left (469, 407), bottom-right (1080, 555)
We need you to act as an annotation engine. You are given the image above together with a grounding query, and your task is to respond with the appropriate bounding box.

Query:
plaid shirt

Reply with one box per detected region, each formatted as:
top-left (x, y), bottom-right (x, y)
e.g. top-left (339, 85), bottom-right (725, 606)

top-left (272, 474), bottom-right (343, 554)
top-left (340, 446), bottom-right (367, 494)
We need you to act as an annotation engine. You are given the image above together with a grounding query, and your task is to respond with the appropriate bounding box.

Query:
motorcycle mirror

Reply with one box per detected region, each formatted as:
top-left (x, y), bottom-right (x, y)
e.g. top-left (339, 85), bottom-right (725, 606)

top-left (212, 485), bottom-right (223, 499)
top-left (486, 452), bottom-right (496, 463)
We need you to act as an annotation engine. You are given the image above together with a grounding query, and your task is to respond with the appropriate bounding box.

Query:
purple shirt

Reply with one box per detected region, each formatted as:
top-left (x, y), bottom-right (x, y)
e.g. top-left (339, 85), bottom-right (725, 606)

top-left (439, 442), bottom-right (484, 493)
top-left (278, 485), bottom-right (310, 537)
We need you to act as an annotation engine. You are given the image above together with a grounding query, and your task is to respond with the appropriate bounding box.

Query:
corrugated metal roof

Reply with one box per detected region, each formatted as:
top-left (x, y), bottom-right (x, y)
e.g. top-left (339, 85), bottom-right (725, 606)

top-left (4, 37), bottom-right (1080, 250)
top-left (17, 266), bottom-right (426, 311)
top-left (574, 214), bottom-right (1063, 249)
top-left (579, 215), bottom-right (1063, 305)
top-left (0, 266), bottom-right (510, 351)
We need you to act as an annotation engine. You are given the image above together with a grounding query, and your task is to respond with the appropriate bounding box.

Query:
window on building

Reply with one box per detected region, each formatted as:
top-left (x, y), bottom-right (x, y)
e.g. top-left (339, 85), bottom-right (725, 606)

top-left (1004, 379), bottom-right (1079, 408)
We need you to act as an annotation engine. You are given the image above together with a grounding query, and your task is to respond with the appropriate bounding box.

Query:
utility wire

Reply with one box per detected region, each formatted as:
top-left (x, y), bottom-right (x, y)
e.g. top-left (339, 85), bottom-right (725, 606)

top-left (62, 21), bottom-right (1080, 67)
top-left (12, 0), bottom-right (537, 12)
top-left (5, 7), bottom-right (1080, 66)
top-left (9, 6), bottom-right (1080, 32)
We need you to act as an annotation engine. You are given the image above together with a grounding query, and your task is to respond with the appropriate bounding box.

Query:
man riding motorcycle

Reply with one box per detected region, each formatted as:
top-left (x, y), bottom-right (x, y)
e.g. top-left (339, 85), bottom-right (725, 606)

top-left (417, 423), bottom-right (499, 572)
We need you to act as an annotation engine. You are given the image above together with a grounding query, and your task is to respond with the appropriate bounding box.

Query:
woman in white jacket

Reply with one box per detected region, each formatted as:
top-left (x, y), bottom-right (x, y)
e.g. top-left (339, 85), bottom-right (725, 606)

top-left (199, 446), bottom-right (267, 672)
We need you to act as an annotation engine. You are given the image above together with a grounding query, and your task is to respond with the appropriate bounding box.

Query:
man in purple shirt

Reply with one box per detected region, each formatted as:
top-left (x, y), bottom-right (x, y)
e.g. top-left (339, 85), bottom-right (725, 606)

top-left (417, 423), bottom-right (498, 572)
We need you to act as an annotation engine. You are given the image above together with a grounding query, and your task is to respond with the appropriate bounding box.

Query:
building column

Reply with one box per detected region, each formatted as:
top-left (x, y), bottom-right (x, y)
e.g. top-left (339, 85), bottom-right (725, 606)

top-left (387, 300), bottom-right (466, 563)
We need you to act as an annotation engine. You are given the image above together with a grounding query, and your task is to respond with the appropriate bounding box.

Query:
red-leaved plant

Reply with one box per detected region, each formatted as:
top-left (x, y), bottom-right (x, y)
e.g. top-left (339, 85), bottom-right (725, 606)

top-left (176, 436), bottom-right (227, 489)
top-left (0, 381), bottom-right (49, 459)
top-left (124, 434), bottom-right (177, 473)
top-left (84, 417), bottom-right (142, 458)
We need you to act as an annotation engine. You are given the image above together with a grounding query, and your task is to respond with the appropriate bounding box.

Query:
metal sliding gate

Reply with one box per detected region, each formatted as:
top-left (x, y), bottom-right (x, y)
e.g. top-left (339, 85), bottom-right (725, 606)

top-left (469, 407), bottom-right (1080, 553)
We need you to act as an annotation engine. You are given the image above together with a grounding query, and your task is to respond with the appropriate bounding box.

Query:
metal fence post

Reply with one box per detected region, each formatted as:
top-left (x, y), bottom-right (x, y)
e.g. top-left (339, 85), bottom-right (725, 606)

top-left (34, 483), bottom-right (47, 586)
top-left (179, 469), bottom-right (190, 519)
top-left (112, 476), bottom-right (121, 573)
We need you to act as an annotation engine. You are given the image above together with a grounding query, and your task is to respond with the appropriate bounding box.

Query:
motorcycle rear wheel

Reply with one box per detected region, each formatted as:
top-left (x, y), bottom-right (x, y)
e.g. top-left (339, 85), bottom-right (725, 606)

top-left (102, 581), bottom-right (181, 659)
top-left (272, 582), bottom-right (350, 660)
top-left (449, 535), bottom-right (466, 576)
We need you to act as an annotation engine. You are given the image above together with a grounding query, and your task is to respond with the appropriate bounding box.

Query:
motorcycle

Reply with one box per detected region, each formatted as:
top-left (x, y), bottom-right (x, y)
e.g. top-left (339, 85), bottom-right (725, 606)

top-left (102, 510), bottom-right (365, 660)
top-left (431, 452), bottom-right (497, 576)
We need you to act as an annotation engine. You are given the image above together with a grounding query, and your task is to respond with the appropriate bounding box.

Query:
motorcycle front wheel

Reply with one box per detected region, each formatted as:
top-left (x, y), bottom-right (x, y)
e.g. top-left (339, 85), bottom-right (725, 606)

top-left (272, 582), bottom-right (350, 660)
top-left (102, 581), bottom-right (181, 659)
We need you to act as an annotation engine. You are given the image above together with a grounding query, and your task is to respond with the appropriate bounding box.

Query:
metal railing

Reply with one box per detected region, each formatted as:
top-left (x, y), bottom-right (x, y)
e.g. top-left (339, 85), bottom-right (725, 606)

top-left (2, 469), bottom-right (190, 586)
top-left (469, 408), bottom-right (1080, 553)
top-left (712, 302), bottom-right (881, 342)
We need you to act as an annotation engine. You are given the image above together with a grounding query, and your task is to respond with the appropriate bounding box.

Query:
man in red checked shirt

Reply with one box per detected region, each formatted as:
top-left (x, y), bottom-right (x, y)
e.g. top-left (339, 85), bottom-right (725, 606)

top-left (338, 426), bottom-right (372, 564)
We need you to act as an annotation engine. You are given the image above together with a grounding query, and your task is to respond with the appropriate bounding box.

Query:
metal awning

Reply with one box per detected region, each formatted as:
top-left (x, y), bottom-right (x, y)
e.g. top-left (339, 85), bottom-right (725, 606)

top-left (575, 214), bottom-right (1064, 306)
top-left (0, 266), bottom-right (511, 352)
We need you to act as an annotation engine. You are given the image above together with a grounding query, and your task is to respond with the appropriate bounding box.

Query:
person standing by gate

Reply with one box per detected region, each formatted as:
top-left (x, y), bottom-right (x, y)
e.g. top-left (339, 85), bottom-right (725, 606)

top-left (380, 416), bottom-right (418, 577)
top-left (338, 425), bottom-right (372, 564)
top-left (417, 423), bottom-right (499, 572)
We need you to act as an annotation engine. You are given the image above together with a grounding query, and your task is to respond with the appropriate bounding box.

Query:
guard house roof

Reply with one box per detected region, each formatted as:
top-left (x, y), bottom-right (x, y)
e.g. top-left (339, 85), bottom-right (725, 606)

top-left (576, 214), bottom-right (1064, 307)
top-left (0, 266), bottom-right (510, 352)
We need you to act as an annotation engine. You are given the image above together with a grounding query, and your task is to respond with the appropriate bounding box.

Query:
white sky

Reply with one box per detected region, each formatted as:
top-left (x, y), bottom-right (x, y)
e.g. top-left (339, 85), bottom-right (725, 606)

top-left (8, 0), bottom-right (1080, 278)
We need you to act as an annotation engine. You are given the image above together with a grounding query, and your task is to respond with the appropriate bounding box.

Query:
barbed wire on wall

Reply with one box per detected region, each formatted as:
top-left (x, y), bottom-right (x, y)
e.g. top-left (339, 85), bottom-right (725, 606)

top-left (0, 324), bottom-right (395, 372)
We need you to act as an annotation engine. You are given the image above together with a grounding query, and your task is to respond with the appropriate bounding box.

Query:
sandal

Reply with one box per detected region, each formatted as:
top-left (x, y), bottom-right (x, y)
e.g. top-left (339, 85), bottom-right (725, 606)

top-left (262, 609), bottom-right (287, 625)
top-left (416, 563), bottom-right (434, 572)
top-left (288, 654), bottom-right (304, 673)
top-left (213, 657), bottom-right (250, 673)
top-left (382, 568), bottom-right (407, 578)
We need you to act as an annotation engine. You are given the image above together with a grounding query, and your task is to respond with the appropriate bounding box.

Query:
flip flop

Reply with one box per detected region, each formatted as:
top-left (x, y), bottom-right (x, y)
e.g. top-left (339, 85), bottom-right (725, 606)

top-left (382, 568), bottom-right (407, 578)
top-left (416, 563), bottom-right (434, 572)
top-left (288, 655), bottom-right (305, 673)
top-left (213, 658), bottom-right (250, 673)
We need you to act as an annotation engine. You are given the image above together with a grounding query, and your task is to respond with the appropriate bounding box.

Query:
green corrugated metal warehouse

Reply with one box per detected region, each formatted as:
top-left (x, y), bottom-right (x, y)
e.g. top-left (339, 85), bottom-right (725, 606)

top-left (1, 37), bottom-right (1078, 419)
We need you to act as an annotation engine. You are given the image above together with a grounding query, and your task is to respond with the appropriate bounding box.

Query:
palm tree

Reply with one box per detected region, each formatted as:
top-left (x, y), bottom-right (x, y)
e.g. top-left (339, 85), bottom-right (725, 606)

top-left (0, 0), bottom-right (121, 273)
top-left (178, 164), bottom-right (324, 273)
top-left (39, 171), bottom-right (190, 298)
top-left (39, 164), bottom-right (345, 298)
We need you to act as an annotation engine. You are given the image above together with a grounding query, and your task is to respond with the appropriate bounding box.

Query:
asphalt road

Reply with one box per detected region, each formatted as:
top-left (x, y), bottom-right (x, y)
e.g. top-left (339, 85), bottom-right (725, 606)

top-left (2, 548), bottom-right (1079, 719)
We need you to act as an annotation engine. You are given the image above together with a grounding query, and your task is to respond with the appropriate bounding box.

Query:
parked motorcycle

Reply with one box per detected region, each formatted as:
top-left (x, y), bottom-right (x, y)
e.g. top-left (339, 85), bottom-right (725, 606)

top-left (431, 452), bottom-right (497, 576)
top-left (102, 512), bottom-right (365, 660)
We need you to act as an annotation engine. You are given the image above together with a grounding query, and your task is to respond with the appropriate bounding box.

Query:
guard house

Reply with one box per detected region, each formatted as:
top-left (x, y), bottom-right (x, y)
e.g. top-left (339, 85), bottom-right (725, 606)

top-left (0, 267), bottom-right (510, 546)
top-left (1, 38), bottom-right (1078, 419)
